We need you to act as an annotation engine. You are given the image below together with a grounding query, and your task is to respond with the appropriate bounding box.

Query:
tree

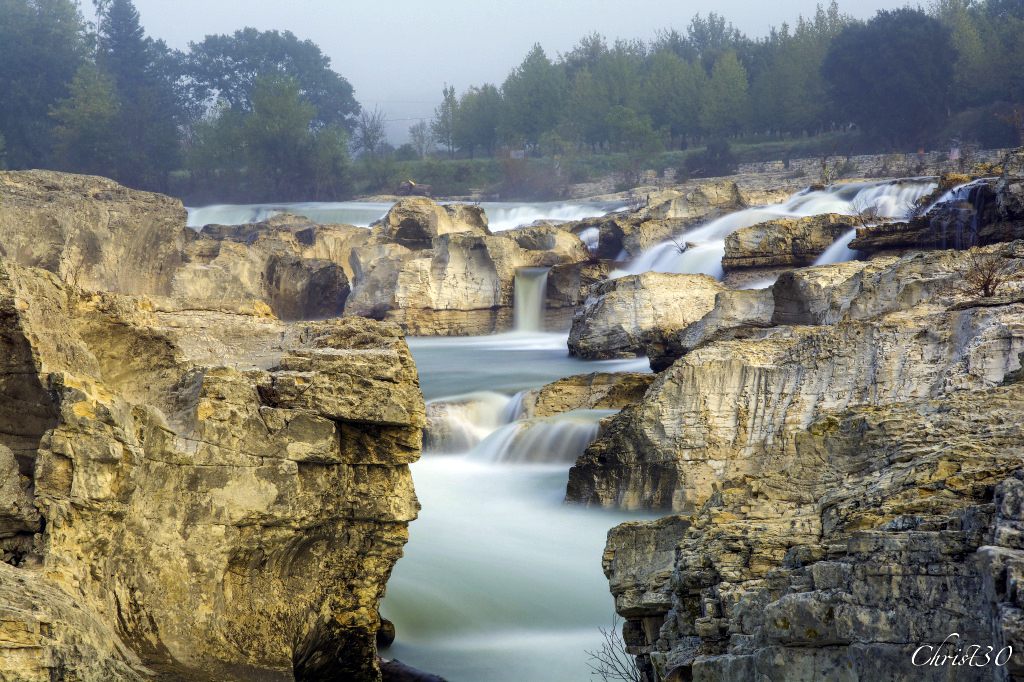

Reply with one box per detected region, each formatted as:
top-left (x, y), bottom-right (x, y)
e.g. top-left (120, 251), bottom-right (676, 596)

top-left (699, 50), bottom-right (750, 136)
top-left (186, 28), bottom-right (359, 131)
top-left (93, 0), bottom-right (180, 189)
top-left (822, 8), bottom-right (955, 148)
top-left (641, 49), bottom-right (706, 143)
top-left (0, 0), bottom-right (89, 169)
top-left (408, 120), bottom-right (433, 159)
top-left (431, 84), bottom-right (457, 158)
top-left (49, 64), bottom-right (121, 176)
top-left (351, 106), bottom-right (388, 159)
top-left (453, 84), bottom-right (502, 157)
top-left (501, 44), bottom-right (565, 147)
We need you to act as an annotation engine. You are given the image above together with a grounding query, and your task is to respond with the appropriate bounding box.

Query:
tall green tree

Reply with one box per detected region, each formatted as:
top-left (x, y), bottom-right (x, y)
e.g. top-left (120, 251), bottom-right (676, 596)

top-left (431, 84), bottom-right (457, 158)
top-left (501, 44), bottom-right (565, 147)
top-left (91, 0), bottom-right (180, 190)
top-left (822, 8), bottom-right (955, 147)
top-left (49, 64), bottom-right (121, 176)
top-left (641, 49), bottom-right (706, 143)
top-left (453, 84), bottom-right (502, 157)
top-left (186, 28), bottom-right (359, 131)
top-left (0, 0), bottom-right (89, 169)
top-left (408, 120), bottom-right (433, 159)
top-left (699, 50), bottom-right (750, 136)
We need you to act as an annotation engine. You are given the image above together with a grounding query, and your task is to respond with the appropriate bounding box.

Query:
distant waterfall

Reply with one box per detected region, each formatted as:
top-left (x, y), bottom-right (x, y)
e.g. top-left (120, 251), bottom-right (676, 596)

top-left (615, 178), bottom-right (938, 279)
top-left (513, 267), bottom-right (551, 332)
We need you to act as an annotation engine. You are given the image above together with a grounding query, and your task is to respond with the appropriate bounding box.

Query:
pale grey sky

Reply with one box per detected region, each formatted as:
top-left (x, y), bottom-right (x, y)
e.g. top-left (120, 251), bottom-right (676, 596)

top-left (88, 0), bottom-right (915, 141)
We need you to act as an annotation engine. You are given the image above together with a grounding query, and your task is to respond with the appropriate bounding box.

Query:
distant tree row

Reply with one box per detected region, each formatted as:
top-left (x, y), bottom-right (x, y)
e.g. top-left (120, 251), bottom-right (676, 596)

top-left (1, 0), bottom-right (1023, 202)
top-left (416, 0), bottom-right (1023, 161)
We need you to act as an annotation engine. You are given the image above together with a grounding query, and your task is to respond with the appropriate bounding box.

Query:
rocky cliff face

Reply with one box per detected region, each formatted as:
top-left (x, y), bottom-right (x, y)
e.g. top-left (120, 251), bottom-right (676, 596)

top-left (0, 259), bottom-right (424, 681)
top-left (570, 225), bottom-right (1024, 678)
top-left (345, 199), bottom-right (589, 335)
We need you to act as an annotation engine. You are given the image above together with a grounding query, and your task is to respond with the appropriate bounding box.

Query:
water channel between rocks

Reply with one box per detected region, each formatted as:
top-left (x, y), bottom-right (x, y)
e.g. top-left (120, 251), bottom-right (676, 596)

top-left (381, 332), bottom-right (653, 682)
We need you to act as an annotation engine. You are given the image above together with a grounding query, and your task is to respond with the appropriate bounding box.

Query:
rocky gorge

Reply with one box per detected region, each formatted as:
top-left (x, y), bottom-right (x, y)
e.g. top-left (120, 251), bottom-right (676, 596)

top-left (1, 148), bottom-right (1023, 681)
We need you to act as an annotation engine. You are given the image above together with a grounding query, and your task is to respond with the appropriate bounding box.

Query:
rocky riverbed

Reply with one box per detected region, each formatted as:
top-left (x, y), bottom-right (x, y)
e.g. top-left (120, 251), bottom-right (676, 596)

top-left (1, 149), bottom-right (1023, 681)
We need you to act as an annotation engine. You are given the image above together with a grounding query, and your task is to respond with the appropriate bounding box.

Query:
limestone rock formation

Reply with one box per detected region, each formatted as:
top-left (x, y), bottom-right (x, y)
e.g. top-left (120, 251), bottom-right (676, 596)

top-left (177, 214), bottom-right (365, 320)
top-left (642, 181), bottom-right (745, 221)
top-left (0, 170), bottom-right (188, 296)
top-left (568, 273), bottom-right (726, 359)
top-left (346, 199), bottom-right (589, 335)
top-left (0, 259), bottom-right (424, 681)
top-left (722, 213), bottom-right (866, 270)
top-left (603, 382), bottom-right (1024, 681)
top-left (568, 245), bottom-right (1024, 511)
top-left (643, 288), bottom-right (776, 372)
top-left (515, 372), bottom-right (655, 419)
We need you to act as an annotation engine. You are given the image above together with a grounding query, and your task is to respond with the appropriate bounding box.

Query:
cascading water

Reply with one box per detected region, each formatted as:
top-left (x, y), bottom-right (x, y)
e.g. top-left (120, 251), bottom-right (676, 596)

top-left (185, 199), bottom-right (623, 230)
top-left (513, 267), bottom-right (551, 332)
top-left (424, 391), bottom-right (513, 453)
top-left (813, 228), bottom-right (860, 266)
top-left (468, 410), bottom-right (614, 464)
top-left (576, 226), bottom-right (600, 255)
top-left (381, 335), bottom-right (653, 682)
top-left (615, 178), bottom-right (938, 278)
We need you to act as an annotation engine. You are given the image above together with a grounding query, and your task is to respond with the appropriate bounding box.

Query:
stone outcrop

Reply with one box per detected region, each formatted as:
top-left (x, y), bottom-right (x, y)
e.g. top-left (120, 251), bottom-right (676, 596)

top-left (603, 382), bottom-right (1024, 681)
top-left (643, 288), bottom-right (776, 372)
top-left (850, 150), bottom-right (1024, 255)
top-left (568, 245), bottom-right (1024, 511)
top-left (722, 213), bottom-right (866, 270)
top-left (346, 200), bottom-right (589, 335)
top-left (515, 372), bottom-right (656, 419)
top-left (0, 259), bottom-right (424, 681)
top-left (642, 181), bottom-right (745, 221)
top-left (0, 170), bottom-right (188, 296)
top-left (177, 214), bottom-right (367, 320)
top-left (568, 273), bottom-right (726, 359)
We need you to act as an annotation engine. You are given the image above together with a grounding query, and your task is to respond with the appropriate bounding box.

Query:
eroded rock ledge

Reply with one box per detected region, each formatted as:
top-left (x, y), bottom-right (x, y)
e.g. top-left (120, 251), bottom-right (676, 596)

top-left (0, 260), bottom-right (424, 681)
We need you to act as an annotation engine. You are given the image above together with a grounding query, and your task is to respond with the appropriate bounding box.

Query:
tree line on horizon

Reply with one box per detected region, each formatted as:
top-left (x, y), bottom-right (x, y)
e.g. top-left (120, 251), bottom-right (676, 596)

top-left (1, 0), bottom-right (1022, 203)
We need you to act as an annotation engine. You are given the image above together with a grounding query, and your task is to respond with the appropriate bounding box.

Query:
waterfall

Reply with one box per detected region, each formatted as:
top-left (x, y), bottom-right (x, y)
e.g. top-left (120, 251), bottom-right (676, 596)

top-left (186, 199), bottom-right (624, 231)
top-left (615, 178), bottom-right (938, 279)
top-left (513, 267), bottom-right (551, 332)
top-left (813, 228), bottom-right (860, 266)
top-left (424, 391), bottom-right (513, 453)
top-left (576, 226), bottom-right (600, 254)
top-left (468, 410), bottom-right (613, 465)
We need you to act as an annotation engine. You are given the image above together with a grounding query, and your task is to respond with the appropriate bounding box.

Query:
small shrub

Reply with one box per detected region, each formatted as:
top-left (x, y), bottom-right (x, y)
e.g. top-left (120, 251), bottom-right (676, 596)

top-left (585, 616), bottom-right (646, 682)
top-left (956, 249), bottom-right (1022, 297)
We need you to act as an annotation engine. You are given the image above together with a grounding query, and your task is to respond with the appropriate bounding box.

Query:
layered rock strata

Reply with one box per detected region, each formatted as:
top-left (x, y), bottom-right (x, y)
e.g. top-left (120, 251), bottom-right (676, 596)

top-left (568, 246), bottom-right (1024, 511)
top-left (721, 213), bottom-right (868, 270)
top-left (568, 273), bottom-right (726, 359)
top-left (0, 259), bottom-right (424, 681)
top-left (345, 200), bottom-right (589, 335)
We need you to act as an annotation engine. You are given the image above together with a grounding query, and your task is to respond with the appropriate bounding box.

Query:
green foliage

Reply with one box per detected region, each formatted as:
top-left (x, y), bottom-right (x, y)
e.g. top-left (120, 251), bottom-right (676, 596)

top-left (501, 44), bottom-right (565, 147)
top-left (685, 138), bottom-right (738, 178)
top-left (0, 0), bottom-right (89, 169)
top-left (822, 8), bottom-right (955, 148)
top-left (185, 27), bottom-right (359, 132)
top-left (185, 74), bottom-right (351, 202)
top-left (453, 84), bottom-right (502, 158)
top-left (49, 64), bottom-right (121, 176)
top-left (699, 50), bottom-right (749, 136)
top-left (431, 83), bottom-right (457, 158)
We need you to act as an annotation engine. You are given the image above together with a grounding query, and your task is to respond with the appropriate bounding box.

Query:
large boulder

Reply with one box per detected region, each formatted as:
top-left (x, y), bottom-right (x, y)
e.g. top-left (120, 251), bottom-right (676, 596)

top-left (642, 181), bottom-right (745, 221)
top-left (568, 273), bottom-right (726, 359)
top-left (515, 372), bottom-right (656, 419)
top-left (368, 197), bottom-right (489, 249)
top-left (0, 170), bottom-right (188, 296)
top-left (722, 213), bottom-right (866, 270)
top-left (0, 259), bottom-right (424, 681)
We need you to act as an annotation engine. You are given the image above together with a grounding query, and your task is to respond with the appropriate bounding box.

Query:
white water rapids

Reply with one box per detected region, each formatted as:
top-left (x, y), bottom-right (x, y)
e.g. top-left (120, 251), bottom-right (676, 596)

top-left (185, 199), bottom-right (623, 231)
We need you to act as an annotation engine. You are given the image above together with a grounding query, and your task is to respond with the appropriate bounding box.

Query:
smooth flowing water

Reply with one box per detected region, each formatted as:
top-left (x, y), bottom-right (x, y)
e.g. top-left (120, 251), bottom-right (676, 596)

top-left (614, 178), bottom-right (938, 278)
top-left (185, 199), bottom-right (623, 231)
top-left (380, 332), bottom-right (652, 682)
